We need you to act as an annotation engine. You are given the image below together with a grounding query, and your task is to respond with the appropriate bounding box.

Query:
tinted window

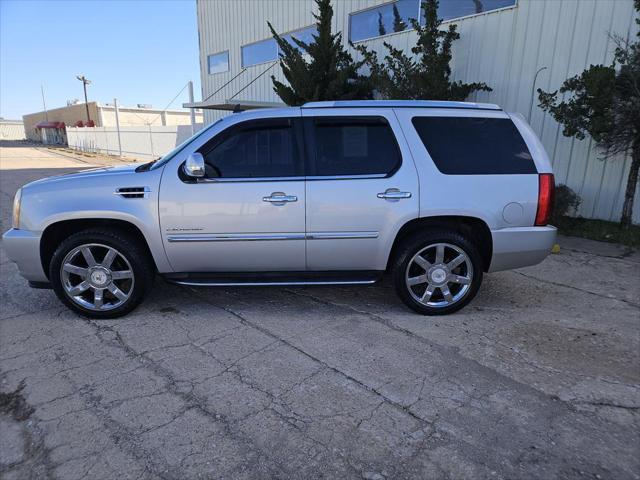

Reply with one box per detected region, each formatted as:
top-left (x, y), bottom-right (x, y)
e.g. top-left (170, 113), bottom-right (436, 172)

top-left (199, 120), bottom-right (301, 178)
top-left (412, 117), bottom-right (536, 175)
top-left (207, 51), bottom-right (229, 74)
top-left (350, 0), bottom-right (416, 42)
top-left (311, 118), bottom-right (401, 176)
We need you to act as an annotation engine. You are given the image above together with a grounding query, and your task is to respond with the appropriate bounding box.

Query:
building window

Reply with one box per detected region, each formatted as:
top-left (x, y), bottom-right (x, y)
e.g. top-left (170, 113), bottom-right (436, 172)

top-left (241, 26), bottom-right (317, 67)
top-left (349, 0), bottom-right (419, 42)
top-left (435, 0), bottom-right (516, 22)
top-left (241, 38), bottom-right (278, 67)
top-left (349, 0), bottom-right (517, 43)
top-left (207, 51), bottom-right (229, 74)
top-left (282, 26), bottom-right (316, 49)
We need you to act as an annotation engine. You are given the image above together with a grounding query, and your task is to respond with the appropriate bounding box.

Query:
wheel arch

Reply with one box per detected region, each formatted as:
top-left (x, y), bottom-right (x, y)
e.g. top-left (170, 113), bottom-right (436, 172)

top-left (40, 218), bottom-right (158, 279)
top-left (387, 216), bottom-right (493, 272)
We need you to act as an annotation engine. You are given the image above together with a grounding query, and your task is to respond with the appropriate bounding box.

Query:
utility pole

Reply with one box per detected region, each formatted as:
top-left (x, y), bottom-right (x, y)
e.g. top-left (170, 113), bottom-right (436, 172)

top-left (40, 84), bottom-right (49, 121)
top-left (113, 98), bottom-right (123, 157)
top-left (76, 75), bottom-right (92, 124)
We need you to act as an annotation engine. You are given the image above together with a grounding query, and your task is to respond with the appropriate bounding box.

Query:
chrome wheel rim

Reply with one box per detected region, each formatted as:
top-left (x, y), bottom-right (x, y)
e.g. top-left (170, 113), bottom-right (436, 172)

top-left (60, 243), bottom-right (134, 311)
top-left (405, 243), bottom-right (473, 308)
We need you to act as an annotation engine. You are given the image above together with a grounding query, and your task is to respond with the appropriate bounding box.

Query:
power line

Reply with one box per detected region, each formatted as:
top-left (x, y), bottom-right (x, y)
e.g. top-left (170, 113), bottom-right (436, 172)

top-left (146, 81), bottom-right (190, 125)
top-left (124, 82), bottom-right (191, 126)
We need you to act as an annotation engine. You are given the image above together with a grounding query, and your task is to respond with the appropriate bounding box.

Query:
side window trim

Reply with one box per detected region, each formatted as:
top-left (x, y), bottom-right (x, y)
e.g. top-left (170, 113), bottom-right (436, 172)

top-left (189, 117), bottom-right (306, 181)
top-left (302, 115), bottom-right (403, 179)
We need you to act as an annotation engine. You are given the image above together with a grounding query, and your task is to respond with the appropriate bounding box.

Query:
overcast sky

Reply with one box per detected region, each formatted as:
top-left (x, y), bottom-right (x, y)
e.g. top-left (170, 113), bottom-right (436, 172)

top-left (0, 0), bottom-right (201, 120)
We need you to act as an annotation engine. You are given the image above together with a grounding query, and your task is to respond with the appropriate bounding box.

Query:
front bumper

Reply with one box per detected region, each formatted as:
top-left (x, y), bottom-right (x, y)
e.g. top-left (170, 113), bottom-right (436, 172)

top-left (489, 226), bottom-right (557, 273)
top-left (2, 228), bottom-right (48, 282)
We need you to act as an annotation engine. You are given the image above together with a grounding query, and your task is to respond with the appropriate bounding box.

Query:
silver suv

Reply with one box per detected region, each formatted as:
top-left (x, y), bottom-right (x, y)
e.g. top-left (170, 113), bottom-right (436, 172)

top-left (3, 100), bottom-right (556, 318)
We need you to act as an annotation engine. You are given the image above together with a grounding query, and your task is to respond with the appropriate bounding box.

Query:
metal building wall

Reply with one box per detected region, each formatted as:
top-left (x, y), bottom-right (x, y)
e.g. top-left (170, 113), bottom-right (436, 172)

top-left (196, 0), bottom-right (639, 223)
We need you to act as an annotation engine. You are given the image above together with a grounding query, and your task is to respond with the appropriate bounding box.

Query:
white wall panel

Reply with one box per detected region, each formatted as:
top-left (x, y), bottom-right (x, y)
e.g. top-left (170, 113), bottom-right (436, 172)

top-left (67, 125), bottom-right (203, 160)
top-left (196, 0), bottom-right (639, 223)
top-left (0, 122), bottom-right (25, 140)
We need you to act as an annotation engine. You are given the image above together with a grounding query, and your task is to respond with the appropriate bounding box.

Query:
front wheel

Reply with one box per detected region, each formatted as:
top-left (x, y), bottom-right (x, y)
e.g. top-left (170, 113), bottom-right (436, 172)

top-left (49, 229), bottom-right (154, 318)
top-left (392, 230), bottom-right (483, 315)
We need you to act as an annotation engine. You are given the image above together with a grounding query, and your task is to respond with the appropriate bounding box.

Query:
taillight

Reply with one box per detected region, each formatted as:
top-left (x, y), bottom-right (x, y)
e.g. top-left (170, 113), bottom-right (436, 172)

top-left (535, 173), bottom-right (555, 226)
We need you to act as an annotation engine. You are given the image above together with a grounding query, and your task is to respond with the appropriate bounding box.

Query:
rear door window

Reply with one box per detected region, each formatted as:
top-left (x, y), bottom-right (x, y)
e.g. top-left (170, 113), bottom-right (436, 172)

top-left (411, 117), bottom-right (536, 174)
top-left (309, 117), bottom-right (401, 176)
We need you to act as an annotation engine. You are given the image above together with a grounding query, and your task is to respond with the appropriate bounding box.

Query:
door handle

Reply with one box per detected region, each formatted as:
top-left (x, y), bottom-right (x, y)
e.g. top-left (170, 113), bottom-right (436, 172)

top-left (263, 192), bottom-right (298, 204)
top-left (377, 189), bottom-right (412, 200)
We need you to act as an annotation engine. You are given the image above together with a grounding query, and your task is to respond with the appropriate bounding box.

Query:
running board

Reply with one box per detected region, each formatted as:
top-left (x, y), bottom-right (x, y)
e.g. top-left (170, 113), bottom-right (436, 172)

top-left (162, 271), bottom-right (382, 287)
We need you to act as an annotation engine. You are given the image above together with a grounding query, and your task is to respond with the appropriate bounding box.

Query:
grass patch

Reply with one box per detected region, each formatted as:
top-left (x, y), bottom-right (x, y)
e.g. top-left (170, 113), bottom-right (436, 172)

top-left (554, 216), bottom-right (640, 248)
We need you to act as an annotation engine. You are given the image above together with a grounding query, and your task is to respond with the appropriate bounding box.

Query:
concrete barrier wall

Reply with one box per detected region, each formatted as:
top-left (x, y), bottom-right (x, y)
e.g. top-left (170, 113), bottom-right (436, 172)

top-left (66, 124), bottom-right (203, 160)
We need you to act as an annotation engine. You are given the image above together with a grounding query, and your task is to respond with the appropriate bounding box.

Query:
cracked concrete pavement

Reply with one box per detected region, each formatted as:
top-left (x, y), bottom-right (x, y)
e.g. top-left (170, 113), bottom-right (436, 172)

top-left (1, 144), bottom-right (639, 479)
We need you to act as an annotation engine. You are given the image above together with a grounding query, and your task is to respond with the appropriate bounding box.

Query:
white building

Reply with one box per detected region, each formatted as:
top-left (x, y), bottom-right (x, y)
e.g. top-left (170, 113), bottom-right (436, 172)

top-left (190, 0), bottom-right (639, 223)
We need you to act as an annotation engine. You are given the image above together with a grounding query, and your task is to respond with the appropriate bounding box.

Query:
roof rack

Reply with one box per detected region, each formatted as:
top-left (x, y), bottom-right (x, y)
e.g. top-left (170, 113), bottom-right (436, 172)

top-left (301, 100), bottom-right (501, 110)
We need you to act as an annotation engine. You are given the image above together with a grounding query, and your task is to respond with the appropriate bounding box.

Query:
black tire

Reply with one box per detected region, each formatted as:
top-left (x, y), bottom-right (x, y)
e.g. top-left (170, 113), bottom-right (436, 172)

top-left (49, 229), bottom-right (154, 319)
top-left (391, 230), bottom-right (483, 315)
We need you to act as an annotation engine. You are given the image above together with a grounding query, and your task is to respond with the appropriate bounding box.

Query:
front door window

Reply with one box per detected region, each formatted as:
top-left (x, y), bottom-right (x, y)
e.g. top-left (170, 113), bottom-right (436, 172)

top-left (199, 119), bottom-right (303, 179)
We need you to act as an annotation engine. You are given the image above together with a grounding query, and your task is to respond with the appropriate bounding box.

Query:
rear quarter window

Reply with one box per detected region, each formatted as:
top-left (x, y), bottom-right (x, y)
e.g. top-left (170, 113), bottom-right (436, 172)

top-left (411, 116), bottom-right (536, 175)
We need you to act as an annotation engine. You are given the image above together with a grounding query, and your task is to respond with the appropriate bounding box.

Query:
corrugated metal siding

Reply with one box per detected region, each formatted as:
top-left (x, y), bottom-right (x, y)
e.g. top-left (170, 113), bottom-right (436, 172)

top-left (196, 0), bottom-right (639, 223)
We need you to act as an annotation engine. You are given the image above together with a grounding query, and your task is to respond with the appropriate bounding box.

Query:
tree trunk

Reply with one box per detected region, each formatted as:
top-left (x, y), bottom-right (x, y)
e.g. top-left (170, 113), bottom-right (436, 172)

top-left (620, 139), bottom-right (640, 230)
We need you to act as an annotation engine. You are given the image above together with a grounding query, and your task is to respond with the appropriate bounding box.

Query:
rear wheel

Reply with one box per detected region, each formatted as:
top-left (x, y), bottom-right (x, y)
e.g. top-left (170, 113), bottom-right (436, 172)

top-left (392, 230), bottom-right (483, 315)
top-left (49, 229), bottom-right (154, 318)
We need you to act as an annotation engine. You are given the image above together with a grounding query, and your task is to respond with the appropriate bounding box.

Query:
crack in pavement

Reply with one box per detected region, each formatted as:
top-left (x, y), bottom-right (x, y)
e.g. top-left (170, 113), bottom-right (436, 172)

top-left (0, 380), bottom-right (56, 478)
top-left (560, 246), bottom-right (640, 264)
top-left (280, 288), bottom-right (640, 423)
top-left (71, 317), bottom-right (293, 479)
top-left (193, 289), bottom-right (436, 430)
top-left (513, 271), bottom-right (640, 308)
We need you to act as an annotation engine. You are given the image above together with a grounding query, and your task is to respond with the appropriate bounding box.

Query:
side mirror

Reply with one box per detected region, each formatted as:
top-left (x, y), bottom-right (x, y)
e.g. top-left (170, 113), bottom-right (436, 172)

top-left (183, 152), bottom-right (205, 178)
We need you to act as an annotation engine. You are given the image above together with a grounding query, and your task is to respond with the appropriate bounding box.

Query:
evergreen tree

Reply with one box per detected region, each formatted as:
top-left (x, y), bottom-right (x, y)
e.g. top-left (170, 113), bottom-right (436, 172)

top-left (268, 0), bottom-right (373, 106)
top-left (378, 12), bottom-right (386, 36)
top-left (354, 0), bottom-right (491, 100)
top-left (538, 0), bottom-right (640, 229)
top-left (392, 3), bottom-right (405, 33)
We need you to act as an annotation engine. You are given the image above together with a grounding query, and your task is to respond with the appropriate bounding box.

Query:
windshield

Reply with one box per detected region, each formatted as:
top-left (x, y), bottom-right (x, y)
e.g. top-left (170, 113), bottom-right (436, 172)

top-left (149, 118), bottom-right (224, 170)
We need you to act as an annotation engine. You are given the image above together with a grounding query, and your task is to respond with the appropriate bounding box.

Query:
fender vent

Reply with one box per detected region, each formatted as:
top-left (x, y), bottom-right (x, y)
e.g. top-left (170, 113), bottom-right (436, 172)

top-left (115, 187), bottom-right (150, 199)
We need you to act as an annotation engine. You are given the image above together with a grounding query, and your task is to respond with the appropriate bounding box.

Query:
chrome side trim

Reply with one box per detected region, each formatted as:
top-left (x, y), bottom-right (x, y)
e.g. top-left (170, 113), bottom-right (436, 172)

top-left (193, 174), bottom-right (387, 183)
top-left (167, 233), bottom-right (306, 243)
top-left (196, 176), bottom-right (305, 183)
top-left (305, 174), bottom-right (387, 181)
top-left (166, 231), bottom-right (379, 243)
top-left (306, 231), bottom-right (379, 240)
top-left (167, 279), bottom-right (378, 287)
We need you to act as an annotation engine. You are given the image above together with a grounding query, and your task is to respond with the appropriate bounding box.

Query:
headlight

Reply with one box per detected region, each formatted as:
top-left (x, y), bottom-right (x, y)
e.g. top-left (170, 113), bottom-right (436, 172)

top-left (12, 188), bottom-right (22, 229)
